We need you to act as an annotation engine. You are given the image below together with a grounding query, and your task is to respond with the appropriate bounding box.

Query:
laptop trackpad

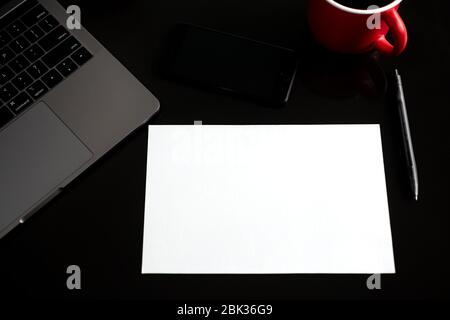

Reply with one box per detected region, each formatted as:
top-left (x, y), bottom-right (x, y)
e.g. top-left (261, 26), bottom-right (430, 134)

top-left (0, 102), bottom-right (92, 230)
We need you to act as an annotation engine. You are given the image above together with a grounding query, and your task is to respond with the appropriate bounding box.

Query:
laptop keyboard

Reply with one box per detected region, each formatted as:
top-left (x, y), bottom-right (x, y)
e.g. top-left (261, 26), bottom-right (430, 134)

top-left (0, 0), bottom-right (92, 130)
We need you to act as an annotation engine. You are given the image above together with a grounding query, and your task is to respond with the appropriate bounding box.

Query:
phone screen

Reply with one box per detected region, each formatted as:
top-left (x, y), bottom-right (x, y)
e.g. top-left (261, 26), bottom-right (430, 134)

top-left (163, 24), bottom-right (298, 105)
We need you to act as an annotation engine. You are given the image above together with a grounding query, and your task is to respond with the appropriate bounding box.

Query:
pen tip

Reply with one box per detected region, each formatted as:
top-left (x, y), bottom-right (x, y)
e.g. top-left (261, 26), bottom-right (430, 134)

top-left (415, 195), bottom-right (419, 201)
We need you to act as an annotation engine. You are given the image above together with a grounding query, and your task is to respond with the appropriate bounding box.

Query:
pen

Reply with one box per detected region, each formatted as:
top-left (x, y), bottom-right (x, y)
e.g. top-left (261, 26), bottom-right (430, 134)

top-left (395, 69), bottom-right (419, 201)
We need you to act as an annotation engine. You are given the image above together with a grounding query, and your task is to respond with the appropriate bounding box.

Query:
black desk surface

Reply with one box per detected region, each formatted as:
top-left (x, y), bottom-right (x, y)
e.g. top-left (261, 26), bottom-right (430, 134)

top-left (1, 0), bottom-right (449, 300)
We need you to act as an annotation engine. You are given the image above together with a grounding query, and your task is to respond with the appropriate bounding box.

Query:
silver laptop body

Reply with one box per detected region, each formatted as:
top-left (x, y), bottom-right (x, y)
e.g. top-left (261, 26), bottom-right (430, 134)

top-left (0, 0), bottom-right (160, 239)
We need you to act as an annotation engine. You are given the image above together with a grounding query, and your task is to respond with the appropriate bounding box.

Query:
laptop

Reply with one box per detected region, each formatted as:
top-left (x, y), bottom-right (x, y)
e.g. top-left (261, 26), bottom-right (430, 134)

top-left (0, 0), bottom-right (160, 239)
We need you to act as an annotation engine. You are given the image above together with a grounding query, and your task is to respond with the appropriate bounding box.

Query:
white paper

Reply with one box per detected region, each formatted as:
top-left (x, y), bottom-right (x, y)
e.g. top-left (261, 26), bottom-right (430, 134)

top-left (142, 125), bottom-right (395, 274)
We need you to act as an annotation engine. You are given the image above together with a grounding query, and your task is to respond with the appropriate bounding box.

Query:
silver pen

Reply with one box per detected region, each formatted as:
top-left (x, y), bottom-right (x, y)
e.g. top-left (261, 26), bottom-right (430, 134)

top-left (395, 69), bottom-right (419, 201)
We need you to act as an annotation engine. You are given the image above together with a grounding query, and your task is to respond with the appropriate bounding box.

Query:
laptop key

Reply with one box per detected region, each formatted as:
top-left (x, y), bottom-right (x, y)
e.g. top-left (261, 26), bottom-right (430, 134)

top-left (0, 0), bottom-right (38, 30)
top-left (0, 106), bottom-right (14, 129)
top-left (0, 31), bottom-right (12, 47)
top-left (39, 26), bottom-right (70, 51)
top-left (71, 47), bottom-right (92, 66)
top-left (0, 66), bottom-right (14, 85)
top-left (21, 4), bottom-right (49, 27)
top-left (38, 15), bottom-right (59, 33)
top-left (0, 83), bottom-right (18, 103)
top-left (6, 20), bottom-right (27, 38)
top-left (42, 36), bottom-right (81, 69)
top-left (7, 91), bottom-right (33, 114)
top-left (26, 80), bottom-right (48, 99)
top-left (10, 36), bottom-right (30, 54)
top-left (57, 58), bottom-right (78, 77)
top-left (42, 69), bottom-right (63, 88)
top-left (27, 60), bottom-right (48, 79)
top-left (24, 44), bottom-right (44, 62)
top-left (0, 46), bottom-right (15, 64)
top-left (9, 55), bottom-right (30, 73)
top-left (12, 71), bottom-right (33, 91)
top-left (24, 25), bottom-right (45, 43)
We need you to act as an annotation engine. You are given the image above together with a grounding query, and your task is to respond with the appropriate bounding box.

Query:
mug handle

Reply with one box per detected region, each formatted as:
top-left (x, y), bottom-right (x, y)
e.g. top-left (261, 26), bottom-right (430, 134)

top-left (373, 9), bottom-right (408, 56)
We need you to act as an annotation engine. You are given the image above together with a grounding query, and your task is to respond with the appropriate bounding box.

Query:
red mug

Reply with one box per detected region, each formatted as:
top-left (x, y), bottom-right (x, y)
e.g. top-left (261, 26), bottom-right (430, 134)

top-left (308, 0), bottom-right (408, 56)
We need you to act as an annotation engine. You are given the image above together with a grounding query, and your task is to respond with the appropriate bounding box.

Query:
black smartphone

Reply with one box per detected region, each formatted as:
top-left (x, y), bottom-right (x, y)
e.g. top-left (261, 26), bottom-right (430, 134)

top-left (162, 24), bottom-right (298, 106)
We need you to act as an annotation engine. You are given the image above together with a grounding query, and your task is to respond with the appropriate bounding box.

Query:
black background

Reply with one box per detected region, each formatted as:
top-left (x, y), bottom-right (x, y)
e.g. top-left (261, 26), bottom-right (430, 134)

top-left (0, 0), bottom-right (449, 300)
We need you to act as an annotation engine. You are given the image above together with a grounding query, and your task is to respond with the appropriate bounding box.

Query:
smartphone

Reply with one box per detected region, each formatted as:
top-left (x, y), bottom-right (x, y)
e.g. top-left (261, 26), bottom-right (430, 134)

top-left (162, 24), bottom-right (298, 106)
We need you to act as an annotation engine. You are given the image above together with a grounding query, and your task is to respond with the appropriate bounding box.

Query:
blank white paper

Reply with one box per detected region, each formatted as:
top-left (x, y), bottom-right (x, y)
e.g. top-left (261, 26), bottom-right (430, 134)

top-left (142, 125), bottom-right (395, 274)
